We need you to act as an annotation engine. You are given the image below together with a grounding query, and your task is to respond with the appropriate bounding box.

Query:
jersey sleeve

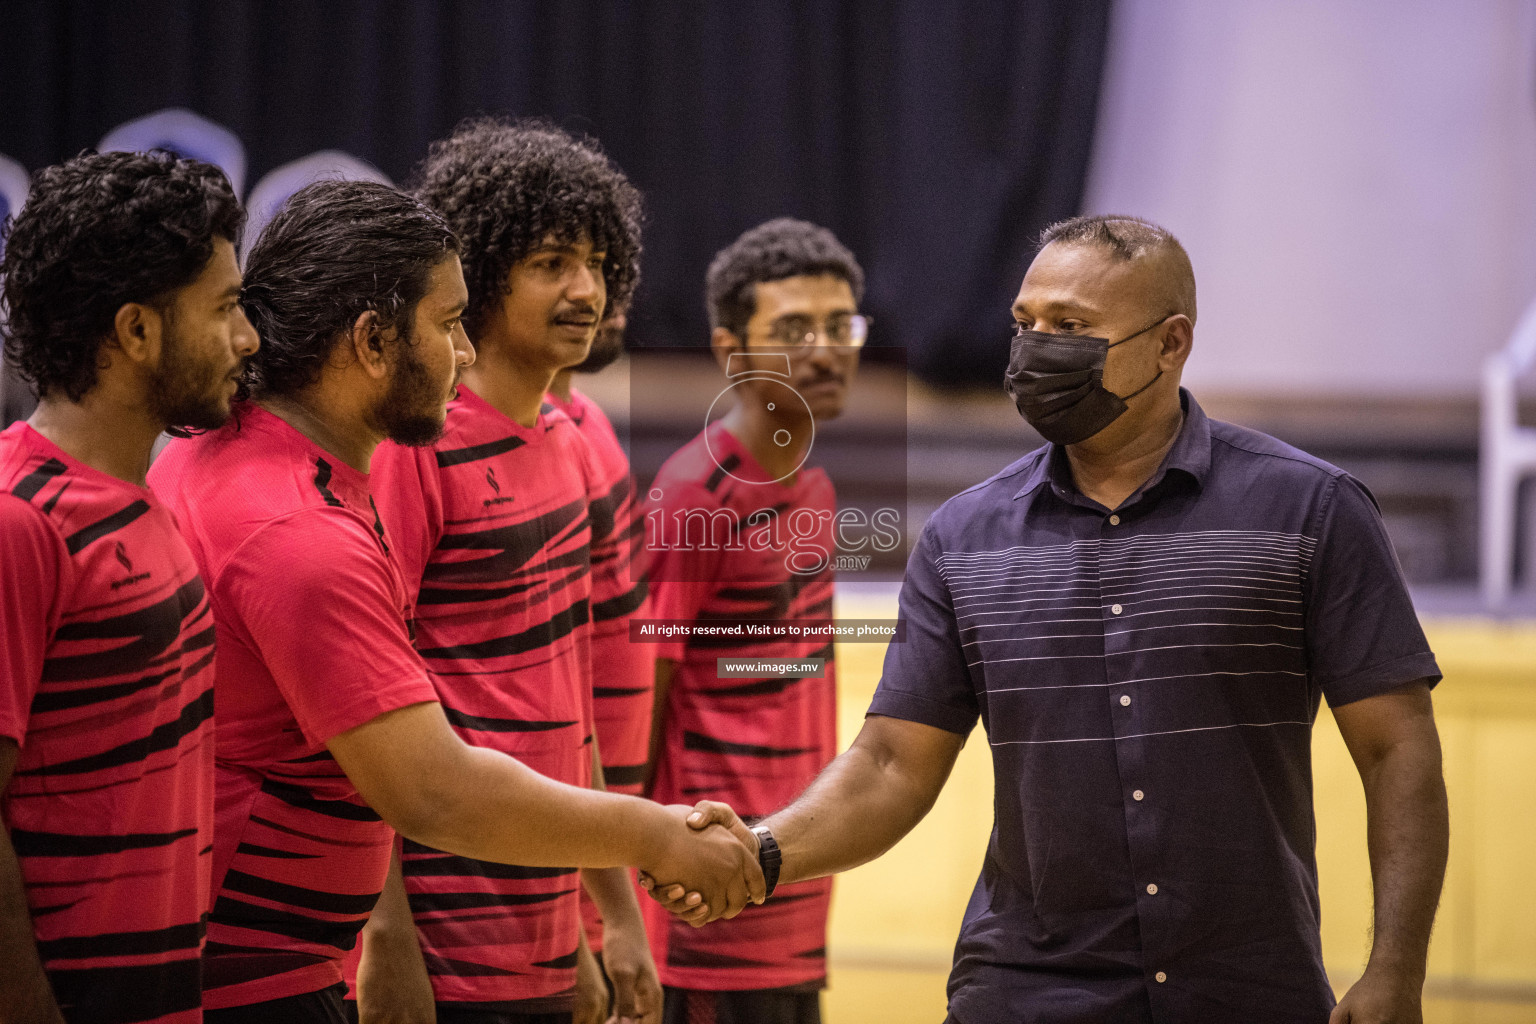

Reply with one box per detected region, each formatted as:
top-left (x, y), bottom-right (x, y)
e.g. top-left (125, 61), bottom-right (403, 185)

top-left (219, 509), bottom-right (439, 745)
top-left (367, 441), bottom-right (444, 606)
top-left (643, 479), bottom-right (725, 662)
top-left (0, 497), bottom-right (66, 746)
top-left (866, 518), bottom-right (980, 735)
top-left (1304, 474), bottom-right (1442, 708)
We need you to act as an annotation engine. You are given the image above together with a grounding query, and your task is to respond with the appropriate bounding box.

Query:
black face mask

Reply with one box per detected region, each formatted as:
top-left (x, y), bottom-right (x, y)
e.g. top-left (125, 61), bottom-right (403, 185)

top-left (1003, 317), bottom-right (1167, 445)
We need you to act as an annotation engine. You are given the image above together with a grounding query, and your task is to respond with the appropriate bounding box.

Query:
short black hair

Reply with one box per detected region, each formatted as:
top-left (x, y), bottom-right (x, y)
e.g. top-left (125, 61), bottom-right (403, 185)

top-left (1037, 214), bottom-right (1179, 259)
top-left (413, 117), bottom-right (643, 340)
top-left (1037, 214), bottom-right (1197, 322)
top-left (239, 179), bottom-right (459, 400)
top-left (706, 218), bottom-right (864, 338)
top-left (0, 149), bottom-right (243, 401)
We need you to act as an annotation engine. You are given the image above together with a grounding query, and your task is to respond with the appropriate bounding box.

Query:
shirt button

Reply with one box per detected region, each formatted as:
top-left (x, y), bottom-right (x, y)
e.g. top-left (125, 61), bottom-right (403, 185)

top-left (1110, 603), bottom-right (1123, 615)
top-left (1146, 883), bottom-right (1158, 895)
top-left (1120, 695), bottom-right (1131, 707)
top-left (1133, 789), bottom-right (1145, 801)
top-left (1108, 514), bottom-right (1120, 525)
top-left (1155, 971), bottom-right (1167, 983)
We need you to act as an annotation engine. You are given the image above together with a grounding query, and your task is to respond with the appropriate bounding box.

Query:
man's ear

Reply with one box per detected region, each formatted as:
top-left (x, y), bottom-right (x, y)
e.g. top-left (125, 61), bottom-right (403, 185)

top-left (349, 310), bottom-right (391, 380)
top-left (1157, 314), bottom-right (1194, 373)
top-left (110, 302), bottom-right (162, 367)
top-left (710, 327), bottom-right (741, 374)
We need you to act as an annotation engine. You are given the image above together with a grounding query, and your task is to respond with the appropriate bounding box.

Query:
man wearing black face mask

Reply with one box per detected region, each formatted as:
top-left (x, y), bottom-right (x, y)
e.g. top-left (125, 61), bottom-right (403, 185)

top-left (1005, 312), bottom-right (1170, 445)
top-left (648, 215), bottom-right (1449, 1024)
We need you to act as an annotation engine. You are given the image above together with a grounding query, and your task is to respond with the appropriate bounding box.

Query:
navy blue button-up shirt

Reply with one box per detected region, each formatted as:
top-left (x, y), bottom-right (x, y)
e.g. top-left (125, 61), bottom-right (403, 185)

top-left (869, 391), bottom-right (1440, 1024)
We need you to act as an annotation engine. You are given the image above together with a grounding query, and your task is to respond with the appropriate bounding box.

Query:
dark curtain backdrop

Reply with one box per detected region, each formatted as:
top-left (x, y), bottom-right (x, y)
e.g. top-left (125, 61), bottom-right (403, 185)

top-left (0, 0), bottom-right (1111, 387)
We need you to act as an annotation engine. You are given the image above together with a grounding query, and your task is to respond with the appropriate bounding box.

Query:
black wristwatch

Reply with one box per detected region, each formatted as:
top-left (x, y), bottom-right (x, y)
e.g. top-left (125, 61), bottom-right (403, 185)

top-left (749, 823), bottom-right (781, 900)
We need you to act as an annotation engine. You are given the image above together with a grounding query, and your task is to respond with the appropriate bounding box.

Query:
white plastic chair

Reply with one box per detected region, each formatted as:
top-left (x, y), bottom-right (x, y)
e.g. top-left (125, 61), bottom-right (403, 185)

top-left (1479, 296), bottom-right (1536, 607)
top-left (241, 150), bottom-right (392, 262)
top-left (100, 108), bottom-right (247, 196)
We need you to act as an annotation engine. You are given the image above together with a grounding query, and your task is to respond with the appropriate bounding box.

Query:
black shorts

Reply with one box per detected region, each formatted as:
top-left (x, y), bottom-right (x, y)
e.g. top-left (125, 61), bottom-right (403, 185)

top-left (431, 1010), bottom-right (570, 1024)
top-left (344, 1000), bottom-right (570, 1024)
top-left (662, 986), bottom-right (821, 1024)
top-left (207, 982), bottom-right (349, 1024)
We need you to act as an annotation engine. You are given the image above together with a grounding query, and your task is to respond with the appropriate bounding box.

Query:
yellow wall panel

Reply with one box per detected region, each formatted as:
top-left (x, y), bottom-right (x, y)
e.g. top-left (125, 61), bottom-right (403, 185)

top-left (822, 602), bottom-right (1536, 1020)
top-left (1465, 723), bottom-right (1536, 980)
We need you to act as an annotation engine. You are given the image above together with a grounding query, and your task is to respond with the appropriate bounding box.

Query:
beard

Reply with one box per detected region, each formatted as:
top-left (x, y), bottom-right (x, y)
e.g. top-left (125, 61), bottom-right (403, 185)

top-left (147, 319), bottom-right (237, 432)
top-left (377, 332), bottom-right (454, 447)
top-left (569, 316), bottom-right (625, 374)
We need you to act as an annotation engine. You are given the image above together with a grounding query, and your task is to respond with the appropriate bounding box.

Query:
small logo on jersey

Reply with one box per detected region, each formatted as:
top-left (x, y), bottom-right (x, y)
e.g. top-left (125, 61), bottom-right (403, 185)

top-left (483, 466), bottom-right (514, 508)
top-left (110, 542), bottom-right (151, 589)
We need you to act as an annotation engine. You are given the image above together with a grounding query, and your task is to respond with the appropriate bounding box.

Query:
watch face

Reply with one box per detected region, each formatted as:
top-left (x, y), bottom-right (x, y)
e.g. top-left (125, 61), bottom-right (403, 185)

top-left (750, 824), bottom-right (782, 898)
top-left (751, 826), bottom-right (780, 859)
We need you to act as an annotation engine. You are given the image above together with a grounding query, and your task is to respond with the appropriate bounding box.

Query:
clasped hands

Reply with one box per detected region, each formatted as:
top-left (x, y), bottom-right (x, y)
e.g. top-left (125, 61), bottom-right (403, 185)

top-left (641, 801), bottom-right (761, 927)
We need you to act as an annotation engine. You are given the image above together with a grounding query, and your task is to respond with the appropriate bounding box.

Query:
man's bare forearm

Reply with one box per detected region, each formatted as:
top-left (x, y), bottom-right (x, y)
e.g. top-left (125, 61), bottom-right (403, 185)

top-left (582, 865), bottom-right (645, 932)
top-left (330, 702), bottom-right (674, 870)
top-left (761, 715), bottom-right (965, 886)
top-left (582, 743), bottom-right (646, 932)
top-left (1360, 729), bottom-right (1448, 977)
top-left (0, 829), bottom-right (64, 1023)
top-left (1332, 682), bottom-right (1448, 997)
top-left (641, 659), bottom-right (675, 798)
top-left (399, 742), bottom-right (676, 869)
top-left (359, 842), bottom-right (421, 946)
top-left (0, 738), bottom-right (64, 1024)
top-left (328, 702), bottom-right (762, 919)
top-left (354, 843), bottom-right (436, 1023)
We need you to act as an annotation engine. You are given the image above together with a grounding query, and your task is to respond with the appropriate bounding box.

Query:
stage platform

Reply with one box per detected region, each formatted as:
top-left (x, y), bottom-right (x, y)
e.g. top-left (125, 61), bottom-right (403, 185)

top-left (821, 585), bottom-right (1536, 1024)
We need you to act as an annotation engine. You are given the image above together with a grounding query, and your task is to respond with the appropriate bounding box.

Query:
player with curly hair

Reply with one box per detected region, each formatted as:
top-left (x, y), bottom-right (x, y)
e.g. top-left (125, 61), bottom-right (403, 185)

top-left (641, 218), bottom-right (869, 1024)
top-left (414, 116), bottom-right (643, 345)
top-left (357, 119), bottom-right (662, 1024)
top-left (146, 178), bottom-right (758, 1024)
top-left (0, 149), bottom-right (256, 1023)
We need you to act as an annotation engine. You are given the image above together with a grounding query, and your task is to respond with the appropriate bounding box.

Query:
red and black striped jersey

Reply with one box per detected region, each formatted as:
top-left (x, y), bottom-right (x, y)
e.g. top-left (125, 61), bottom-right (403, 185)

top-left (148, 406), bottom-right (438, 1010)
top-left (546, 387), bottom-right (652, 793)
top-left (0, 422), bottom-right (215, 1024)
top-left (363, 386), bottom-right (636, 1011)
top-left (547, 387), bottom-right (654, 956)
top-left (643, 421), bottom-right (837, 992)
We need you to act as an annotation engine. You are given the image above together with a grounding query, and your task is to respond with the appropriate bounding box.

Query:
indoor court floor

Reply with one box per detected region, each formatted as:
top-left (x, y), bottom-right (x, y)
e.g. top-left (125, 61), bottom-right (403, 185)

top-left (819, 585), bottom-right (1536, 1024)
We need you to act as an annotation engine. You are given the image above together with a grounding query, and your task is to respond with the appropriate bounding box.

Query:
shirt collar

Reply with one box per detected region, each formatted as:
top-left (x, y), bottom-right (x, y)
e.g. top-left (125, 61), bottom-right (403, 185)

top-left (1157, 388), bottom-right (1212, 489)
top-left (1012, 388), bottom-right (1212, 502)
top-left (1010, 444), bottom-right (1063, 501)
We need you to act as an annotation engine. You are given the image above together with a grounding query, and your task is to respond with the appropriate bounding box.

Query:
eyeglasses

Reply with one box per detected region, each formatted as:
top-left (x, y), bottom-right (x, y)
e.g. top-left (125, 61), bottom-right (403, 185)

top-left (751, 313), bottom-right (872, 349)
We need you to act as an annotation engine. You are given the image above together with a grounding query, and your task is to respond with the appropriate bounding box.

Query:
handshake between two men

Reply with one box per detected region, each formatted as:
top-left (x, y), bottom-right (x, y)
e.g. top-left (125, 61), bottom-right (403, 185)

top-left (640, 714), bottom-right (967, 926)
top-left (647, 802), bottom-right (767, 926)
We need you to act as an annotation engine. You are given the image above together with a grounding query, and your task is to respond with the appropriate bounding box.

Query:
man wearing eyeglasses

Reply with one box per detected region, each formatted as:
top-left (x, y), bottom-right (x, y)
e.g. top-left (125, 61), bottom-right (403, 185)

top-left (641, 219), bottom-right (868, 1024)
